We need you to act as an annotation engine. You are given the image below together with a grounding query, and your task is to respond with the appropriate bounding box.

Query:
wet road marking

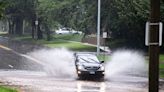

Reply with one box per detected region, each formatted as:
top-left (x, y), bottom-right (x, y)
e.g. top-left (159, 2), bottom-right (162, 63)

top-left (0, 44), bottom-right (12, 51)
top-left (0, 44), bottom-right (44, 66)
top-left (20, 54), bottom-right (44, 65)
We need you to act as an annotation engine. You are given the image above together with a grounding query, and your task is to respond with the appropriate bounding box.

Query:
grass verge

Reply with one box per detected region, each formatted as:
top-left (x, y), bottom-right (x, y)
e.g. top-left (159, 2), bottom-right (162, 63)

top-left (160, 64), bottom-right (164, 78)
top-left (0, 86), bottom-right (17, 92)
top-left (10, 34), bottom-right (97, 52)
top-left (97, 54), bottom-right (110, 61)
top-left (160, 55), bottom-right (164, 78)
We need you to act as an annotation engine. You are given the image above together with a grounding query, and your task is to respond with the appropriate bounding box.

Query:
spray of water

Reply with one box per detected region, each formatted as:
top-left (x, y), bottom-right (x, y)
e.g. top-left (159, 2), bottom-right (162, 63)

top-left (27, 48), bottom-right (147, 81)
top-left (28, 48), bottom-right (76, 78)
top-left (105, 50), bottom-right (148, 79)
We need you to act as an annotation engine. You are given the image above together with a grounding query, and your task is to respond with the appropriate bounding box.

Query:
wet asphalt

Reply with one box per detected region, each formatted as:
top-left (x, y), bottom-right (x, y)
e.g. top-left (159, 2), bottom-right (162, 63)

top-left (0, 37), bottom-right (43, 70)
top-left (0, 36), bottom-right (164, 92)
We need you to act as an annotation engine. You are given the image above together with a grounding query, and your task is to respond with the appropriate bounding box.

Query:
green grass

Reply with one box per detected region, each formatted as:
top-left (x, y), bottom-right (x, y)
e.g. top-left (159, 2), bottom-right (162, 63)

top-left (0, 86), bottom-right (17, 92)
top-left (45, 41), bottom-right (97, 51)
top-left (159, 55), bottom-right (164, 78)
top-left (9, 34), bottom-right (97, 52)
top-left (145, 55), bottom-right (164, 78)
top-left (159, 54), bottom-right (164, 78)
top-left (1, 33), bottom-right (97, 51)
top-left (0, 32), bottom-right (8, 37)
top-left (97, 54), bottom-right (110, 61)
top-left (160, 54), bottom-right (164, 63)
top-left (160, 64), bottom-right (164, 78)
top-left (13, 34), bottom-right (84, 42)
top-left (53, 34), bottom-right (84, 42)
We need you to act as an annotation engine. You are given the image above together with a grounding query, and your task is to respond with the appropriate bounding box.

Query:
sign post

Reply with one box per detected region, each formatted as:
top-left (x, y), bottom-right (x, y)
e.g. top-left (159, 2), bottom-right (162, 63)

top-left (146, 0), bottom-right (161, 92)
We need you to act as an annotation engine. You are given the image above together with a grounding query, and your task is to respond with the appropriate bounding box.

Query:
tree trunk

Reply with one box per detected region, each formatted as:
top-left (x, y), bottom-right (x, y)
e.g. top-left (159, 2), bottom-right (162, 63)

top-left (45, 24), bottom-right (51, 41)
top-left (8, 19), bottom-right (15, 35)
top-left (15, 17), bottom-right (23, 35)
top-left (37, 21), bottom-right (43, 39)
top-left (22, 20), bottom-right (25, 35)
top-left (8, 20), bottom-right (12, 34)
top-left (31, 19), bottom-right (35, 39)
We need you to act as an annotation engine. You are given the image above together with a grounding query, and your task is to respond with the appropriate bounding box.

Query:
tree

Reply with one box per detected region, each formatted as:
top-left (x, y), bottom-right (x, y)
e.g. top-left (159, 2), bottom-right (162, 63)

top-left (1, 0), bottom-right (158, 50)
top-left (0, 1), bottom-right (6, 19)
top-left (4, 0), bottom-right (37, 35)
top-left (100, 0), bottom-right (150, 49)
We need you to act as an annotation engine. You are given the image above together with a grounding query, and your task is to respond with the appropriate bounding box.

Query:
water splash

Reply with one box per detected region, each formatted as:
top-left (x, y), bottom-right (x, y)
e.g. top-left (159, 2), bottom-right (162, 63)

top-left (28, 48), bottom-right (76, 78)
top-left (27, 48), bottom-right (147, 81)
top-left (105, 50), bottom-right (148, 79)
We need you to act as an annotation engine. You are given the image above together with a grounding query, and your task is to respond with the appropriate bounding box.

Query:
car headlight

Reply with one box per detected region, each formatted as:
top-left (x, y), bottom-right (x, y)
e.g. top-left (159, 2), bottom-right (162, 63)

top-left (78, 65), bottom-right (85, 70)
top-left (78, 66), bottom-right (83, 70)
top-left (99, 65), bottom-right (105, 71)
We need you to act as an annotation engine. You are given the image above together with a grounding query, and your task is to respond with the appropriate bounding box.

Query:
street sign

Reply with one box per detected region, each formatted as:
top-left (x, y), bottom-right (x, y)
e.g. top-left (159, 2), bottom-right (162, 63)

top-left (145, 22), bottom-right (163, 46)
top-left (35, 20), bottom-right (38, 25)
top-left (103, 32), bottom-right (107, 38)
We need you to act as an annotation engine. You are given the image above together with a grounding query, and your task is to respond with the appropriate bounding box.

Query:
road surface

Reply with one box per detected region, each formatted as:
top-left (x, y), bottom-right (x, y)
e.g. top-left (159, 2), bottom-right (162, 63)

top-left (0, 36), bottom-right (164, 92)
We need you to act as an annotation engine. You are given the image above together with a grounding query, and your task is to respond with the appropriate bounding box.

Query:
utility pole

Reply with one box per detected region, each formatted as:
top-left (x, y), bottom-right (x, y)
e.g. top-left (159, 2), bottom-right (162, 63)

top-left (97, 0), bottom-right (101, 55)
top-left (149, 0), bottom-right (160, 92)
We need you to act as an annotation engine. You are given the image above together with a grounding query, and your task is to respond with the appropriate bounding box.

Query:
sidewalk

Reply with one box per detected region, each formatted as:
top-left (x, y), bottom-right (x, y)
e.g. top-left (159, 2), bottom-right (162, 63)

top-left (82, 42), bottom-right (111, 54)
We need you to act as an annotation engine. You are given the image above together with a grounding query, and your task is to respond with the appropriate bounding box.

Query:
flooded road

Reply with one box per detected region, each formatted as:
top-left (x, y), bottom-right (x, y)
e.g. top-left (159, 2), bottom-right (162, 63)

top-left (0, 37), bottom-right (164, 92)
top-left (0, 70), bottom-right (152, 92)
top-left (0, 37), bottom-right (43, 70)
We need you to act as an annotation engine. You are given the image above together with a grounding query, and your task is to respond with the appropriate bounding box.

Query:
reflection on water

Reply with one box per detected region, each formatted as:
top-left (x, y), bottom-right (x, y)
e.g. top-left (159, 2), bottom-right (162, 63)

top-left (77, 81), bottom-right (106, 92)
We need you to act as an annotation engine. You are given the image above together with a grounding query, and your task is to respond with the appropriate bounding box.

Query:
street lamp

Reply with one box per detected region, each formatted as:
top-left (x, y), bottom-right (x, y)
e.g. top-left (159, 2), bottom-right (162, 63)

top-left (97, 0), bottom-right (101, 55)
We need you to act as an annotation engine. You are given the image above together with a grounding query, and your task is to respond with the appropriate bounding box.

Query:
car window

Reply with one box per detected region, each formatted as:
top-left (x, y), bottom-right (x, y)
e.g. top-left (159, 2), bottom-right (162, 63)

top-left (78, 55), bottom-right (100, 63)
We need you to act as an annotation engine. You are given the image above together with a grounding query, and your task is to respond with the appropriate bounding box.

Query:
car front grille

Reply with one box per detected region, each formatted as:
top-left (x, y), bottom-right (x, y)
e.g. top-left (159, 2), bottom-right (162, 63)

top-left (85, 66), bottom-right (99, 70)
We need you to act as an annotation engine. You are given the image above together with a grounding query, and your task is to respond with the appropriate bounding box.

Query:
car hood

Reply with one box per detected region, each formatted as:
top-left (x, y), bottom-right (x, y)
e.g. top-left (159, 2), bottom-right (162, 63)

top-left (81, 63), bottom-right (100, 67)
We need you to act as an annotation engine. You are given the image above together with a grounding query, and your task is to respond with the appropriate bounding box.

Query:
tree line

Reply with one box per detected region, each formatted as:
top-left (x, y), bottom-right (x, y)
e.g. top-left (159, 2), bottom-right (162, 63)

top-left (0, 0), bottom-right (164, 50)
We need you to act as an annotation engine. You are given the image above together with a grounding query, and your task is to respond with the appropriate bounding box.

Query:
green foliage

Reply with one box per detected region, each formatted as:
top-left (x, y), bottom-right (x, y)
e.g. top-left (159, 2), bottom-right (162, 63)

top-left (102, 0), bottom-right (150, 49)
top-left (36, 0), bottom-right (97, 33)
top-left (5, 0), bottom-right (35, 18)
top-left (3, 0), bottom-right (37, 35)
top-left (0, 0), bottom-right (7, 19)
top-left (2, 0), bottom-right (164, 50)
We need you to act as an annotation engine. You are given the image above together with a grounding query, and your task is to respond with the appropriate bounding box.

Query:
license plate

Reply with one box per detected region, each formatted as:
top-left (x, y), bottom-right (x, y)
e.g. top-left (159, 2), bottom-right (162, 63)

top-left (90, 71), bottom-right (95, 74)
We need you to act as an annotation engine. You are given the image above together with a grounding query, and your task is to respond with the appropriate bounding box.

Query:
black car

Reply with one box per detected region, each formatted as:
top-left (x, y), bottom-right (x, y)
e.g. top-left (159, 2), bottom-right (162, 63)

top-left (74, 53), bottom-right (105, 78)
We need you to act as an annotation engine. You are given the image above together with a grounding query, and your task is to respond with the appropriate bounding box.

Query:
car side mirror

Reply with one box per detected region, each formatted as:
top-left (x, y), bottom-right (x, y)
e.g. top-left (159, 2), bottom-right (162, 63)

top-left (101, 61), bottom-right (104, 63)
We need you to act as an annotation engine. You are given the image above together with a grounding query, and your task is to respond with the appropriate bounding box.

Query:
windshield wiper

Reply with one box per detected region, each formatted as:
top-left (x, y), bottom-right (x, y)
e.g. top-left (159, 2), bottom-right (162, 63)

top-left (88, 58), bottom-right (99, 63)
top-left (79, 57), bottom-right (90, 63)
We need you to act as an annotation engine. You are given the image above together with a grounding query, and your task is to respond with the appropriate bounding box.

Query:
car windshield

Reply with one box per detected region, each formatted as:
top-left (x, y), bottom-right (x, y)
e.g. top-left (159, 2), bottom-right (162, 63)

top-left (78, 55), bottom-right (100, 63)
